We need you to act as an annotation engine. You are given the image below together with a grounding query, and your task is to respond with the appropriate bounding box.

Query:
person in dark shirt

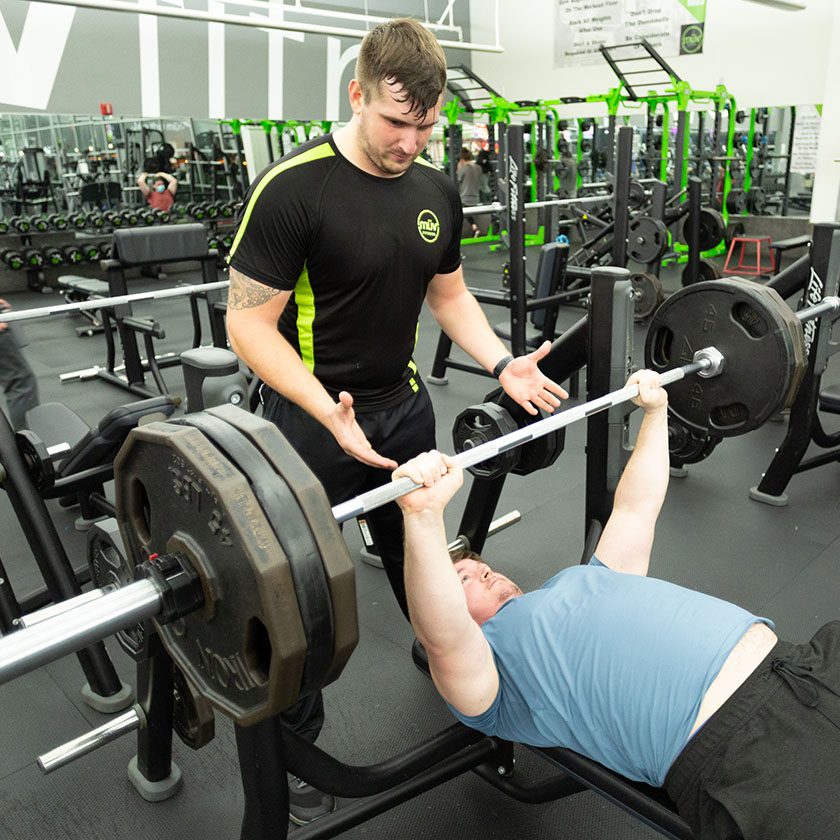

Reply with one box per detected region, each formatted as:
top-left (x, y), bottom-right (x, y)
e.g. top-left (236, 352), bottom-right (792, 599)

top-left (0, 298), bottom-right (39, 430)
top-left (457, 146), bottom-right (482, 237)
top-left (394, 371), bottom-right (840, 840)
top-left (226, 16), bottom-right (567, 825)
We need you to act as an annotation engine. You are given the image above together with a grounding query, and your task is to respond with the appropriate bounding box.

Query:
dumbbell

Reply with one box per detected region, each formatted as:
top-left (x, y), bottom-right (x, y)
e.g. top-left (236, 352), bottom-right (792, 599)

top-left (204, 202), bottom-right (220, 219)
top-left (47, 213), bottom-right (68, 231)
top-left (153, 208), bottom-right (171, 224)
top-left (1, 247), bottom-right (25, 270)
top-left (220, 232), bottom-right (234, 250)
top-left (87, 212), bottom-right (106, 230)
top-left (121, 208), bottom-right (139, 226)
top-left (69, 211), bottom-right (89, 230)
top-left (0, 219), bottom-right (8, 234)
top-left (32, 216), bottom-right (51, 233)
top-left (218, 202), bottom-right (235, 218)
top-left (186, 202), bottom-right (208, 220)
top-left (207, 233), bottom-right (221, 252)
top-left (9, 215), bottom-right (32, 233)
top-left (42, 246), bottom-right (65, 267)
top-left (61, 244), bottom-right (85, 265)
top-left (103, 210), bottom-right (124, 228)
top-left (100, 242), bottom-right (112, 259)
top-left (81, 243), bottom-right (102, 262)
top-left (22, 247), bottom-right (45, 268)
top-left (139, 209), bottom-right (157, 225)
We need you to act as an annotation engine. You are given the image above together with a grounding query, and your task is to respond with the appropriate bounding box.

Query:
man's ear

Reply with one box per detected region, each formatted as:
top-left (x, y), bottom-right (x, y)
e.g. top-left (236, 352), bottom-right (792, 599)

top-left (348, 79), bottom-right (364, 115)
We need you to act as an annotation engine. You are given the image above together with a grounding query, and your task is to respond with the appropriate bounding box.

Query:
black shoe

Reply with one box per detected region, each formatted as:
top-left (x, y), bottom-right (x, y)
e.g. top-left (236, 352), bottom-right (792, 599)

top-left (288, 774), bottom-right (336, 826)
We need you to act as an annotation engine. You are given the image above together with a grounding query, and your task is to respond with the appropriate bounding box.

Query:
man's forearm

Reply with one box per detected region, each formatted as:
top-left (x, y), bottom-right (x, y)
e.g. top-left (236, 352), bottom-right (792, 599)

top-left (428, 289), bottom-right (510, 372)
top-left (227, 318), bottom-right (335, 422)
top-left (614, 405), bottom-right (669, 516)
top-left (403, 512), bottom-right (476, 655)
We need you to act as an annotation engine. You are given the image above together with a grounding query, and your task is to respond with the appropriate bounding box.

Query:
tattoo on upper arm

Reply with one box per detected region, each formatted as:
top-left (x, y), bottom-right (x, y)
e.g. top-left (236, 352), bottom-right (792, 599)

top-left (228, 272), bottom-right (282, 309)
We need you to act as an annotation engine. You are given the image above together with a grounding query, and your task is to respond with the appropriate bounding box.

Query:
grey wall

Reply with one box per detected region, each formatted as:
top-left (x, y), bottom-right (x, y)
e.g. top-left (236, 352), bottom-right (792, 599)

top-left (0, 0), bottom-right (472, 120)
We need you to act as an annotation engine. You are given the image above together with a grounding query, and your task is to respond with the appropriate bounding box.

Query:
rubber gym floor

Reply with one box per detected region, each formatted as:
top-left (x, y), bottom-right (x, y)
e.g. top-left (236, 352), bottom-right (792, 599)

top-left (1, 246), bottom-right (838, 840)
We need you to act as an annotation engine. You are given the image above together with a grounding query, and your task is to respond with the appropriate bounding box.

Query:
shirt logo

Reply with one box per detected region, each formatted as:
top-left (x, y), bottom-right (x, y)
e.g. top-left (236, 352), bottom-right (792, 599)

top-left (416, 209), bottom-right (440, 244)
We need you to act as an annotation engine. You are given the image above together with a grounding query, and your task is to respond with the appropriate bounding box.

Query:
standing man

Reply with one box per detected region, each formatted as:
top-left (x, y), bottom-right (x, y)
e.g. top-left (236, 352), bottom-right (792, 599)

top-left (456, 146), bottom-right (482, 237)
top-left (0, 298), bottom-right (39, 431)
top-left (225, 17), bottom-right (566, 824)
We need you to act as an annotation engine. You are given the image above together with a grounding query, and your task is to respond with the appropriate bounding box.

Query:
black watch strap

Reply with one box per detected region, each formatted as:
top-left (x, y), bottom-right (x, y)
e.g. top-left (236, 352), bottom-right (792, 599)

top-left (493, 354), bottom-right (515, 378)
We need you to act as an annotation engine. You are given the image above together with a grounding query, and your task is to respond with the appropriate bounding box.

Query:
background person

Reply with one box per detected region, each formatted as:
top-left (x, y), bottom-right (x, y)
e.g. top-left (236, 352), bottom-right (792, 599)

top-left (137, 170), bottom-right (178, 212)
top-left (0, 298), bottom-right (40, 431)
top-left (456, 146), bottom-right (482, 237)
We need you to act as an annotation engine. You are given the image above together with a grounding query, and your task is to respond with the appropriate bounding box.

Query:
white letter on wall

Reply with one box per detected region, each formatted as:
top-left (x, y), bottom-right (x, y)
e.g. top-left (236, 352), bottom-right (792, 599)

top-left (0, 2), bottom-right (76, 109)
top-left (325, 38), bottom-right (359, 122)
top-left (138, 0), bottom-right (160, 116)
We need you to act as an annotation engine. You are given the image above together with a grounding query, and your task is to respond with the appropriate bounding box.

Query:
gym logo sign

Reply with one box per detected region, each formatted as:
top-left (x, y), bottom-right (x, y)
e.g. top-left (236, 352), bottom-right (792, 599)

top-left (417, 209), bottom-right (440, 244)
top-left (680, 23), bottom-right (704, 56)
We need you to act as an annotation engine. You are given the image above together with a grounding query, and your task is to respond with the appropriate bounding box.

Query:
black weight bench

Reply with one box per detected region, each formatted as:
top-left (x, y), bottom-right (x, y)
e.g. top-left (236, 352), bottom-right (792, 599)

top-left (63, 224), bottom-right (227, 398)
top-left (770, 234), bottom-right (810, 275)
top-left (24, 395), bottom-right (178, 527)
top-left (410, 640), bottom-right (694, 839)
top-left (57, 275), bottom-right (112, 336)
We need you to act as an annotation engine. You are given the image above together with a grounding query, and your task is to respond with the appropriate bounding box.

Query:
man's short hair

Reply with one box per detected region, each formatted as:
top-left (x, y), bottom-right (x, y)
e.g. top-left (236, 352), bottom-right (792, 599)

top-left (451, 548), bottom-right (482, 567)
top-left (356, 17), bottom-right (447, 121)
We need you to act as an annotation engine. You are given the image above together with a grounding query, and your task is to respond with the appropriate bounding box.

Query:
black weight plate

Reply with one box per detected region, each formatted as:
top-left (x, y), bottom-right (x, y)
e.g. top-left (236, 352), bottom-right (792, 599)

top-left (726, 188), bottom-right (747, 214)
top-left (627, 179), bottom-right (646, 210)
top-left (172, 664), bottom-right (215, 750)
top-left (668, 418), bottom-right (721, 466)
top-left (627, 216), bottom-right (669, 264)
top-left (87, 518), bottom-right (149, 660)
top-left (747, 186), bottom-right (766, 214)
top-left (205, 404), bottom-right (356, 690)
top-left (725, 221), bottom-right (745, 249)
top-left (644, 278), bottom-right (806, 437)
top-left (452, 403), bottom-right (519, 479)
top-left (115, 422), bottom-right (309, 724)
top-left (172, 413), bottom-right (335, 699)
top-left (697, 208), bottom-right (726, 251)
top-left (630, 272), bottom-right (664, 321)
top-left (15, 430), bottom-right (54, 492)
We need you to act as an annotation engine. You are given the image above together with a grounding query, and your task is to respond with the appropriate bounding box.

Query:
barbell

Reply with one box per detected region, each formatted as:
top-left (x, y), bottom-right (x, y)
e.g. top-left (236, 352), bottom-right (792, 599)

top-left (0, 279), bottom-right (837, 731)
top-left (0, 280), bottom-right (230, 325)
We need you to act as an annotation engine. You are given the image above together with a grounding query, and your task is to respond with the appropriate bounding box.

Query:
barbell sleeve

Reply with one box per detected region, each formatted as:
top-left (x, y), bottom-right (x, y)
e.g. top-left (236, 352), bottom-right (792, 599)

top-left (0, 579), bottom-right (161, 685)
top-left (0, 280), bottom-right (230, 324)
top-left (38, 706), bottom-right (145, 774)
top-left (447, 510), bottom-right (522, 554)
top-left (795, 296), bottom-right (840, 322)
top-left (13, 585), bottom-right (116, 629)
top-left (332, 354), bottom-right (713, 524)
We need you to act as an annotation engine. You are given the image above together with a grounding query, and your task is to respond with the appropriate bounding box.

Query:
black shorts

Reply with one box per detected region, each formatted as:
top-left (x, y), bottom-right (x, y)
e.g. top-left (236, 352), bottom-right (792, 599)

top-left (261, 382), bottom-right (436, 617)
top-left (665, 621), bottom-right (840, 840)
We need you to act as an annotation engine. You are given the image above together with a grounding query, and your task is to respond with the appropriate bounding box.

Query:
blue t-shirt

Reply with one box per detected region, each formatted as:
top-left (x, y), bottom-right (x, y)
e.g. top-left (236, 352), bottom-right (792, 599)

top-left (447, 558), bottom-right (773, 786)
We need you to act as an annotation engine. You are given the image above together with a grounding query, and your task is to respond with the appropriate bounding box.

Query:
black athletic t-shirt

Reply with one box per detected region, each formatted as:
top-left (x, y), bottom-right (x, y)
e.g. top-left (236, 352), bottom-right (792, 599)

top-left (228, 134), bottom-right (463, 409)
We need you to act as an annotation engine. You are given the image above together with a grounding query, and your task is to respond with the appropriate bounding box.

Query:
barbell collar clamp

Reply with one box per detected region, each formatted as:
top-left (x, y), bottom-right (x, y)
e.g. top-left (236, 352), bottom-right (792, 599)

top-left (694, 347), bottom-right (724, 378)
top-left (138, 552), bottom-right (204, 624)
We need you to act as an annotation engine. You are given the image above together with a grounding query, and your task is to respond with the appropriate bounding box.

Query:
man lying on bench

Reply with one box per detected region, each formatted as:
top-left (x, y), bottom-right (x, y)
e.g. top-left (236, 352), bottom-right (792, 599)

top-left (393, 370), bottom-right (840, 840)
